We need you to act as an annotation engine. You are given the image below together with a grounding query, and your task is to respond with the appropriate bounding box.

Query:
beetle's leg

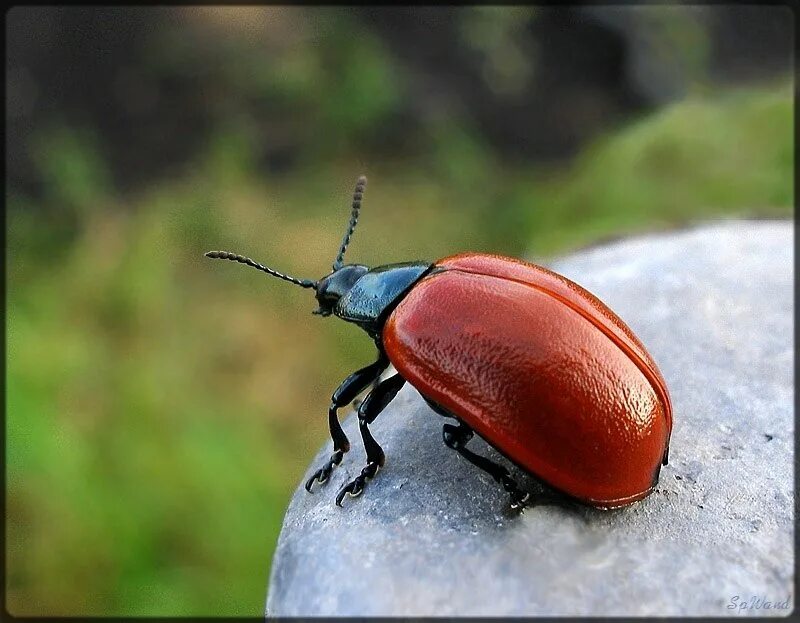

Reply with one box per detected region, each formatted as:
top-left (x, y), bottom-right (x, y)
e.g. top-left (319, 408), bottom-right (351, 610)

top-left (305, 352), bottom-right (389, 492)
top-left (335, 373), bottom-right (406, 506)
top-left (352, 375), bottom-right (383, 411)
top-left (442, 420), bottom-right (533, 511)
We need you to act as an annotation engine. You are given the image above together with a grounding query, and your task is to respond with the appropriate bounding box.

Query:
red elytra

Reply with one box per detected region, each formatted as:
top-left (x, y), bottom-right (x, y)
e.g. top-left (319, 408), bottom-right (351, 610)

top-left (384, 253), bottom-right (673, 508)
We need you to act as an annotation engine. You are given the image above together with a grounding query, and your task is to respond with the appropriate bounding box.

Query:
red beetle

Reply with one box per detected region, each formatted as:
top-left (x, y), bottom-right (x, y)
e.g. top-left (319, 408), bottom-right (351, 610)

top-left (206, 175), bottom-right (672, 510)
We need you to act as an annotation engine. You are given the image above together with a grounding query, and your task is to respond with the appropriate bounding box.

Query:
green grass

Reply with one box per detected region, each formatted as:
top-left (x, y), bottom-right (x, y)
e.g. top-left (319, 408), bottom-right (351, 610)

top-left (6, 83), bottom-right (793, 615)
top-left (523, 84), bottom-right (793, 255)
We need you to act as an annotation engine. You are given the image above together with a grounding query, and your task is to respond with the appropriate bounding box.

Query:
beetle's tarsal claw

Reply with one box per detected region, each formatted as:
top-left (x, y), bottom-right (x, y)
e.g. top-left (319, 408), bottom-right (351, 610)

top-left (335, 479), bottom-right (361, 506)
top-left (334, 460), bottom-right (381, 507)
top-left (305, 450), bottom-right (346, 492)
top-left (509, 491), bottom-right (531, 511)
top-left (304, 472), bottom-right (321, 492)
top-left (335, 482), bottom-right (355, 507)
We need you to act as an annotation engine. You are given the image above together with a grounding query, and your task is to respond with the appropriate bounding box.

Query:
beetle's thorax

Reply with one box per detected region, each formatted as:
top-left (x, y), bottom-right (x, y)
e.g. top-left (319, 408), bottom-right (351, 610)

top-left (316, 261), bottom-right (433, 337)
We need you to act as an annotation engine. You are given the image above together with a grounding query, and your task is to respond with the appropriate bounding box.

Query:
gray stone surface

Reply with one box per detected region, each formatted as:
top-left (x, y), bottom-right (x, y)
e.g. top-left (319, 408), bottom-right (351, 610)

top-left (267, 220), bottom-right (794, 617)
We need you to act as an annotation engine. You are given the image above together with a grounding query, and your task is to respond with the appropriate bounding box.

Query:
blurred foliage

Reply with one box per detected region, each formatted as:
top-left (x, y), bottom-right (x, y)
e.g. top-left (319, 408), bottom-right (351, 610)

top-left (8, 6), bottom-right (792, 194)
top-left (6, 77), bottom-right (792, 615)
top-left (525, 84), bottom-right (794, 255)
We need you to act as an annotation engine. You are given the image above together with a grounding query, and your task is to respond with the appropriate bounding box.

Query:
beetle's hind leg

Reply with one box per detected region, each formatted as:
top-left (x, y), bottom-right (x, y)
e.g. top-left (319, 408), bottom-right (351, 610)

top-left (442, 420), bottom-right (532, 511)
top-left (305, 352), bottom-right (389, 492)
top-left (335, 373), bottom-right (406, 506)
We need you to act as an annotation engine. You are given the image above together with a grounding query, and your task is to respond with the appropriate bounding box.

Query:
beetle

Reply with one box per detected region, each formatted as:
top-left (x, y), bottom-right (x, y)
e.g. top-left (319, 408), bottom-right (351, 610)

top-left (206, 175), bottom-right (672, 510)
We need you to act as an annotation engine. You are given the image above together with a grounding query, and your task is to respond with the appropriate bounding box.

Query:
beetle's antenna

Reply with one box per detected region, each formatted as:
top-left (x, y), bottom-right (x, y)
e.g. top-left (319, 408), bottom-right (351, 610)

top-left (333, 175), bottom-right (367, 271)
top-left (205, 251), bottom-right (317, 289)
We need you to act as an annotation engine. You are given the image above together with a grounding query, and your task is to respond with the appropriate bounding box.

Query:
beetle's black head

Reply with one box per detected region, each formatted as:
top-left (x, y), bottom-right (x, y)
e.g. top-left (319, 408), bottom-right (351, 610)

top-left (205, 175), bottom-right (371, 318)
top-left (313, 264), bottom-right (369, 317)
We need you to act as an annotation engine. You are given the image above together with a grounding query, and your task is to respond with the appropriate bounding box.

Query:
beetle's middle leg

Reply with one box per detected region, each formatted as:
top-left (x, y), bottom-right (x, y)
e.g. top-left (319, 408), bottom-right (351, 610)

top-left (352, 375), bottom-right (383, 411)
top-left (305, 352), bottom-right (388, 492)
top-left (335, 373), bottom-right (406, 506)
top-left (442, 420), bottom-right (532, 511)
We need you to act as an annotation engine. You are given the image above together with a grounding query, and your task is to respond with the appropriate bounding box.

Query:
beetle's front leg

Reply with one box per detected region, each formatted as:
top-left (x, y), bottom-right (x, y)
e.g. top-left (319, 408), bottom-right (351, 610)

top-left (336, 373), bottom-right (406, 506)
top-left (305, 351), bottom-right (389, 492)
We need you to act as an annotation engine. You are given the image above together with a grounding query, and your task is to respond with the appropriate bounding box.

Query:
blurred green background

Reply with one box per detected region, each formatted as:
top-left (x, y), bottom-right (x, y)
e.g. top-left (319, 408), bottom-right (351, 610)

top-left (5, 6), bottom-right (793, 616)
